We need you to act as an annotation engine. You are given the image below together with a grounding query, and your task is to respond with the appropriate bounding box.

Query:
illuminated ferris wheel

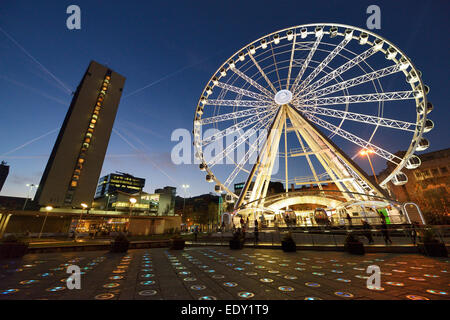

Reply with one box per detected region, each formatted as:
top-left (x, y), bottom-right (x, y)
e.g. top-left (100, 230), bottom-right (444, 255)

top-left (193, 23), bottom-right (433, 210)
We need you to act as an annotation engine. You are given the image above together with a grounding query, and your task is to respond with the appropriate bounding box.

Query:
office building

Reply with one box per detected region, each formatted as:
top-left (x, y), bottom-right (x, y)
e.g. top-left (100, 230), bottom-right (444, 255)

top-left (0, 161), bottom-right (9, 192)
top-left (34, 61), bottom-right (126, 208)
top-left (95, 172), bottom-right (145, 198)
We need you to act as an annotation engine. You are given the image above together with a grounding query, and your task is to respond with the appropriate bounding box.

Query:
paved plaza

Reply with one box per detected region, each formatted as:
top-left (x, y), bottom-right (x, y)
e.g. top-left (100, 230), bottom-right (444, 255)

top-left (0, 247), bottom-right (449, 300)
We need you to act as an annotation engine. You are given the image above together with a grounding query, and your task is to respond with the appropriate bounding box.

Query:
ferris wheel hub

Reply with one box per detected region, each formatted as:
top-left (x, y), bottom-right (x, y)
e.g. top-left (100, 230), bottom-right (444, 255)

top-left (274, 89), bottom-right (293, 105)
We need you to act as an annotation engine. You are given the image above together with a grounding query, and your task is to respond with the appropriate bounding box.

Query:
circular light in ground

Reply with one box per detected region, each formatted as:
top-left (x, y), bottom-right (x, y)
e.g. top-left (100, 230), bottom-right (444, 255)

top-left (238, 292), bottom-right (255, 298)
top-left (103, 283), bottom-right (120, 288)
top-left (46, 286), bottom-right (65, 292)
top-left (199, 296), bottom-right (217, 300)
top-left (245, 272), bottom-right (257, 276)
top-left (141, 274), bottom-right (154, 278)
top-left (183, 277), bottom-right (197, 282)
top-left (426, 289), bottom-right (447, 295)
top-left (305, 297), bottom-right (322, 300)
top-left (335, 292), bottom-right (354, 298)
top-left (212, 275), bottom-right (224, 279)
top-left (385, 282), bottom-right (404, 286)
top-left (190, 285), bottom-right (206, 290)
top-left (95, 293), bottom-right (115, 300)
top-left (140, 281), bottom-right (155, 285)
top-left (409, 277), bottom-right (426, 281)
top-left (336, 278), bottom-right (351, 283)
top-left (278, 286), bottom-right (294, 292)
top-left (406, 295), bottom-right (429, 300)
top-left (260, 278), bottom-right (274, 283)
top-left (138, 290), bottom-right (157, 296)
top-left (305, 282), bottom-right (320, 287)
top-left (20, 280), bottom-right (39, 285)
top-left (223, 282), bottom-right (238, 287)
top-left (112, 270), bottom-right (125, 274)
top-left (1, 289), bottom-right (19, 294)
top-left (284, 275), bottom-right (298, 280)
top-left (367, 286), bottom-right (385, 291)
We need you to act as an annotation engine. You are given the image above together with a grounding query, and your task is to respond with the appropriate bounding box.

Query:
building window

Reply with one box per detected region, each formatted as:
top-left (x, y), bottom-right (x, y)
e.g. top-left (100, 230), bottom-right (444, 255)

top-left (441, 167), bottom-right (448, 174)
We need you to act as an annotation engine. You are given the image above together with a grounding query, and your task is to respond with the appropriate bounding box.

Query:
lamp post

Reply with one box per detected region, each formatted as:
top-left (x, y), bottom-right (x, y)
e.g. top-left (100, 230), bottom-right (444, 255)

top-left (23, 184), bottom-right (38, 211)
top-left (75, 203), bottom-right (88, 237)
top-left (38, 205), bottom-right (53, 239)
top-left (129, 197), bottom-right (137, 217)
top-left (181, 184), bottom-right (189, 219)
top-left (360, 149), bottom-right (379, 184)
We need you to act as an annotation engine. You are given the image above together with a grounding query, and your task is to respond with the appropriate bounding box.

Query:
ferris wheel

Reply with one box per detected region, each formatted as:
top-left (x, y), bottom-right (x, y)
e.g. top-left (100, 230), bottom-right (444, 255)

top-left (193, 23), bottom-right (433, 209)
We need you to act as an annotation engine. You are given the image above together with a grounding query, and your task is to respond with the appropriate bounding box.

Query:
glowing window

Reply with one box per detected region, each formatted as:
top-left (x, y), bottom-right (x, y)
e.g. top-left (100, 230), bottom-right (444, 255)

top-left (78, 158), bottom-right (85, 164)
top-left (71, 181), bottom-right (78, 187)
top-left (106, 76), bottom-right (111, 80)
top-left (91, 119), bottom-right (96, 124)
top-left (83, 143), bottom-right (89, 148)
top-left (89, 123), bottom-right (95, 129)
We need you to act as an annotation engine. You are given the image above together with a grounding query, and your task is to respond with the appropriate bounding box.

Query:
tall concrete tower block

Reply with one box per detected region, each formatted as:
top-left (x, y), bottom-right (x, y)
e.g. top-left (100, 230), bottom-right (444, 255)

top-left (35, 61), bottom-right (126, 207)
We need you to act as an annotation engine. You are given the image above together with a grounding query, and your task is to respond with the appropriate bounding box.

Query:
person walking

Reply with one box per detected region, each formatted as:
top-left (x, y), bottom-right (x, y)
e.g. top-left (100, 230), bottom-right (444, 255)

top-left (194, 225), bottom-right (199, 242)
top-left (362, 220), bottom-right (374, 244)
top-left (346, 213), bottom-right (353, 227)
top-left (254, 220), bottom-right (259, 244)
top-left (381, 220), bottom-right (392, 245)
top-left (410, 222), bottom-right (418, 245)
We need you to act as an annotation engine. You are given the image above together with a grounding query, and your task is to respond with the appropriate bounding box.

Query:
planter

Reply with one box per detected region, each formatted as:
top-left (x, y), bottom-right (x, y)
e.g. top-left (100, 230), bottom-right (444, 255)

top-left (0, 242), bottom-right (29, 259)
top-left (170, 238), bottom-right (185, 250)
top-left (110, 240), bottom-right (129, 253)
top-left (418, 241), bottom-right (448, 257)
top-left (281, 240), bottom-right (296, 252)
top-left (229, 239), bottom-right (244, 250)
top-left (344, 241), bottom-right (365, 255)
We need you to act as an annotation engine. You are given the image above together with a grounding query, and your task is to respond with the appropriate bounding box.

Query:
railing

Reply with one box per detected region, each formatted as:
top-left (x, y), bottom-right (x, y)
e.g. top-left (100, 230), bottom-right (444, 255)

top-left (201, 225), bottom-right (450, 248)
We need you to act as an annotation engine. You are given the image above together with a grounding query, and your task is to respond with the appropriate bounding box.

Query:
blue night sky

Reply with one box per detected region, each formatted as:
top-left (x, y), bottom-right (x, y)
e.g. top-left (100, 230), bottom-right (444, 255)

top-left (0, 0), bottom-right (449, 199)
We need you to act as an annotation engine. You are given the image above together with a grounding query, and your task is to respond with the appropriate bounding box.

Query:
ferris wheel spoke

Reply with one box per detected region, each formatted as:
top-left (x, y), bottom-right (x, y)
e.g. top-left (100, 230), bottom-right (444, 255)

top-left (300, 64), bottom-right (403, 100)
top-left (299, 90), bottom-right (418, 106)
top-left (247, 51), bottom-right (278, 93)
top-left (206, 99), bottom-right (274, 108)
top-left (207, 111), bottom-right (276, 167)
top-left (214, 81), bottom-right (271, 101)
top-left (197, 107), bottom-right (275, 125)
top-left (232, 67), bottom-right (274, 98)
top-left (291, 33), bottom-right (323, 91)
top-left (286, 32), bottom-right (297, 90)
top-left (224, 125), bottom-right (270, 188)
top-left (303, 113), bottom-right (402, 164)
top-left (201, 110), bottom-right (274, 146)
top-left (298, 105), bottom-right (417, 132)
top-left (269, 41), bottom-right (282, 90)
top-left (293, 37), bottom-right (351, 96)
top-left (301, 46), bottom-right (377, 96)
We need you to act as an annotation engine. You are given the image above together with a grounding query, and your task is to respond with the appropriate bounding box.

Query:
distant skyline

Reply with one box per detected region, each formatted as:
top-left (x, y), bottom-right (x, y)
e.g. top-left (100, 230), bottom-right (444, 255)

top-left (0, 0), bottom-right (449, 199)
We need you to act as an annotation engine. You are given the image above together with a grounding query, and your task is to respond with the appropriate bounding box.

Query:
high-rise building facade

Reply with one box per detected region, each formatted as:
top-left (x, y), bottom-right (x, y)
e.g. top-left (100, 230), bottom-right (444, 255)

top-left (0, 161), bottom-right (10, 192)
top-left (95, 172), bottom-right (145, 198)
top-left (34, 61), bottom-right (126, 207)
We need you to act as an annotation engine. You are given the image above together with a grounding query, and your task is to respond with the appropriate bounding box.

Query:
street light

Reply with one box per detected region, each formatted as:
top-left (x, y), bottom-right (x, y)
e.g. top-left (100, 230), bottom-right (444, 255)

top-left (38, 205), bottom-right (53, 239)
top-left (74, 203), bottom-right (89, 238)
top-left (129, 197), bottom-right (137, 217)
top-left (181, 184), bottom-right (190, 221)
top-left (23, 184), bottom-right (38, 210)
top-left (360, 149), bottom-right (379, 184)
